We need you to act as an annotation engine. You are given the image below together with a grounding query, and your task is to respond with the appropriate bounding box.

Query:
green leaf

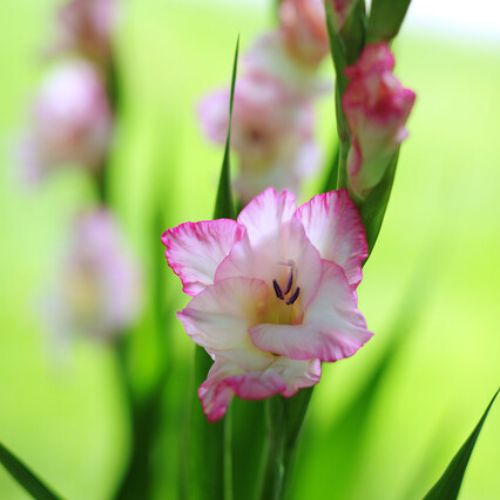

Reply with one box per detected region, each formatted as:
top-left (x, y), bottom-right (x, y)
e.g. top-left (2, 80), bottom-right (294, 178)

top-left (321, 142), bottom-right (340, 193)
top-left (358, 150), bottom-right (399, 251)
top-left (423, 388), bottom-right (499, 500)
top-left (0, 442), bottom-right (62, 500)
top-left (213, 36), bottom-right (240, 220)
top-left (367, 0), bottom-right (412, 43)
top-left (189, 37), bottom-right (240, 500)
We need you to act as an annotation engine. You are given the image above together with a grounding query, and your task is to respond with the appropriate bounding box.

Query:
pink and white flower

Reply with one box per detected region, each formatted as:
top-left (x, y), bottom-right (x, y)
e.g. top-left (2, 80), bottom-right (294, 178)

top-left (48, 0), bottom-right (118, 63)
top-left (244, 33), bottom-right (331, 98)
top-left (45, 209), bottom-right (142, 344)
top-left (278, 0), bottom-right (329, 67)
top-left (199, 72), bottom-right (322, 203)
top-left (342, 43), bottom-right (416, 200)
top-left (162, 188), bottom-right (371, 421)
top-left (20, 60), bottom-right (112, 184)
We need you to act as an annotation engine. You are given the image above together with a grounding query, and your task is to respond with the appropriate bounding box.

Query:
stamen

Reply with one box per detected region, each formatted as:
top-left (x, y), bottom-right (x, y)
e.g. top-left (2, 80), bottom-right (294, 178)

top-left (284, 269), bottom-right (294, 295)
top-left (286, 287), bottom-right (300, 305)
top-left (273, 279), bottom-right (284, 300)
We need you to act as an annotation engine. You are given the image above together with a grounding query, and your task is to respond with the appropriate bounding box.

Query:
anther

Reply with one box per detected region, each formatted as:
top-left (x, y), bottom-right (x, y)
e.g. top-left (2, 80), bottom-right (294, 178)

top-left (286, 287), bottom-right (300, 305)
top-left (273, 279), bottom-right (284, 300)
top-left (284, 269), bottom-right (294, 295)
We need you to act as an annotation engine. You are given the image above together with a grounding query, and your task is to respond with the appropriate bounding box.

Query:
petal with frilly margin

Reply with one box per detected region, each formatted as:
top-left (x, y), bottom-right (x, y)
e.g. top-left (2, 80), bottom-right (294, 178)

top-left (177, 277), bottom-right (271, 364)
top-left (237, 187), bottom-right (297, 247)
top-left (161, 219), bottom-right (246, 296)
top-left (198, 356), bottom-right (321, 421)
top-left (296, 189), bottom-right (368, 287)
top-left (250, 261), bottom-right (372, 362)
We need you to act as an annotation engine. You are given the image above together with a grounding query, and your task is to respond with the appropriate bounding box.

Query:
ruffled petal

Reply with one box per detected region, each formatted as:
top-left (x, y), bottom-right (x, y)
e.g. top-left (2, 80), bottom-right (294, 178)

top-left (177, 277), bottom-right (271, 361)
top-left (216, 216), bottom-right (323, 311)
top-left (250, 261), bottom-right (372, 362)
top-left (161, 219), bottom-right (245, 296)
top-left (296, 189), bottom-right (368, 287)
top-left (198, 356), bottom-right (321, 421)
top-left (237, 187), bottom-right (297, 247)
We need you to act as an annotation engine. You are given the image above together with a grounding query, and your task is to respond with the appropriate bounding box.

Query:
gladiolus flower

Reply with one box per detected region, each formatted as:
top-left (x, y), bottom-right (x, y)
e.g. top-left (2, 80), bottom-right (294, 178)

top-left (20, 60), bottom-right (112, 184)
top-left (244, 33), bottom-right (331, 98)
top-left (162, 188), bottom-right (371, 421)
top-left (199, 73), bottom-right (322, 203)
top-left (279, 0), bottom-right (329, 66)
top-left (48, 0), bottom-right (118, 64)
top-left (44, 210), bottom-right (141, 344)
top-left (342, 43), bottom-right (416, 200)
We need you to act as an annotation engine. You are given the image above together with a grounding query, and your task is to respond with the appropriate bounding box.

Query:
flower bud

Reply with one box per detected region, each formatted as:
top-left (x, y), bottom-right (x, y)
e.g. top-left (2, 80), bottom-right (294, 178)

top-left (329, 0), bottom-right (357, 32)
top-left (21, 60), bottom-right (112, 183)
top-left (278, 0), bottom-right (329, 67)
top-left (199, 72), bottom-right (321, 203)
top-left (44, 210), bottom-right (142, 344)
top-left (342, 43), bottom-right (416, 199)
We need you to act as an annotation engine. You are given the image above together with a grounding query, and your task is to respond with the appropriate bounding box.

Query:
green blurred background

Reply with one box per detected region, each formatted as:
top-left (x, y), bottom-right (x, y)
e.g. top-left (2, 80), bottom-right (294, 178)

top-left (1, 0), bottom-right (499, 498)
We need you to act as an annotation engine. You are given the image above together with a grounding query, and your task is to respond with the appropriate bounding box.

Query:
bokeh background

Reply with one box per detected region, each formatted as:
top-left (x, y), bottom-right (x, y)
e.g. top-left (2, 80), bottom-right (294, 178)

top-left (1, 0), bottom-right (499, 499)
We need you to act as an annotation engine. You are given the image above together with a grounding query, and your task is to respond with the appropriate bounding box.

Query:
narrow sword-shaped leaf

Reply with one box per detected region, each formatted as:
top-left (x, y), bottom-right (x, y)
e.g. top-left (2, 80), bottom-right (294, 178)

top-left (424, 388), bottom-right (499, 500)
top-left (190, 37), bottom-right (240, 500)
top-left (0, 442), bottom-right (62, 500)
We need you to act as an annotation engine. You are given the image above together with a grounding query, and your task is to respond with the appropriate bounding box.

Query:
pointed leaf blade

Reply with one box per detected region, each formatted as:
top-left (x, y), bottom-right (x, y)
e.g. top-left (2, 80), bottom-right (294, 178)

top-left (424, 388), bottom-right (499, 500)
top-left (0, 442), bottom-right (62, 500)
top-left (213, 36), bottom-right (239, 220)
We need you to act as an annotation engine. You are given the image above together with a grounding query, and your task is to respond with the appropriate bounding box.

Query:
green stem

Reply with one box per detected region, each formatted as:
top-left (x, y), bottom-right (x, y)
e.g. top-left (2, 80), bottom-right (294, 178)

top-left (257, 389), bottom-right (313, 500)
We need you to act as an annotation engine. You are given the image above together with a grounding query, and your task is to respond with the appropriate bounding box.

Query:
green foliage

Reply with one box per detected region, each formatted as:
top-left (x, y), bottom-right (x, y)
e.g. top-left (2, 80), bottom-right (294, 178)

top-left (423, 389), bottom-right (499, 500)
top-left (367, 0), bottom-right (413, 43)
top-left (0, 442), bottom-right (62, 500)
top-left (189, 37), bottom-right (240, 500)
top-left (213, 37), bottom-right (240, 220)
top-left (358, 151), bottom-right (399, 252)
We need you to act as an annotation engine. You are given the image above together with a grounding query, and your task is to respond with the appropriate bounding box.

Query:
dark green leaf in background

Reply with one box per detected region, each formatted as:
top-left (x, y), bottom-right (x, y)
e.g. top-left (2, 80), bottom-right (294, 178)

top-left (423, 388), bottom-right (499, 500)
top-left (0, 442), bottom-right (62, 500)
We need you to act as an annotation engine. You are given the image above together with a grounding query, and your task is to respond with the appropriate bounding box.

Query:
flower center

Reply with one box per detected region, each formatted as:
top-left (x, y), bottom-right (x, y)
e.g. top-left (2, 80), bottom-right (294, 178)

top-left (263, 262), bottom-right (303, 326)
top-left (272, 266), bottom-right (300, 305)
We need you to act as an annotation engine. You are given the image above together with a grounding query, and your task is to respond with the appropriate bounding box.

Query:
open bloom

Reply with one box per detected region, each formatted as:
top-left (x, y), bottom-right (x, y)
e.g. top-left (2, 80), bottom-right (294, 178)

top-left (48, 0), bottom-right (118, 64)
top-left (278, 0), bottom-right (329, 67)
top-left (44, 210), bottom-right (142, 345)
top-left (20, 60), bottom-right (112, 184)
top-left (343, 43), bottom-right (416, 200)
top-left (162, 188), bottom-right (371, 421)
top-left (199, 72), bottom-right (322, 203)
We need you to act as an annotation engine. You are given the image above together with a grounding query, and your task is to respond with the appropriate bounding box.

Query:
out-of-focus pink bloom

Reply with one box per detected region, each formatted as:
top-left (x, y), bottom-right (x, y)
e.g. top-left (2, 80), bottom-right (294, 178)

top-left (162, 188), bottom-right (371, 421)
top-left (329, 0), bottom-right (356, 32)
top-left (278, 0), bottom-right (329, 66)
top-left (20, 60), bottom-right (112, 184)
top-left (244, 33), bottom-right (331, 98)
top-left (342, 43), bottom-right (416, 199)
top-left (199, 72), bottom-right (322, 203)
top-left (45, 210), bottom-right (142, 344)
top-left (48, 0), bottom-right (118, 63)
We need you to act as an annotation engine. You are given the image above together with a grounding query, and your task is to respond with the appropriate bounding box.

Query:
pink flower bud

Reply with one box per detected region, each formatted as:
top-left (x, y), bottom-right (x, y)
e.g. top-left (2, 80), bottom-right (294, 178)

top-left (278, 0), bottom-right (329, 66)
top-left (21, 60), bottom-right (112, 184)
top-left (329, 0), bottom-right (356, 32)
top-left (199, 72), bottom-right (322, 203)
top-left (49, 0), bottom-right (117, 63)
top-left (44, 210), bottom-right (142, 344)
top-left (342, 43), bottom-right (416, 199)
